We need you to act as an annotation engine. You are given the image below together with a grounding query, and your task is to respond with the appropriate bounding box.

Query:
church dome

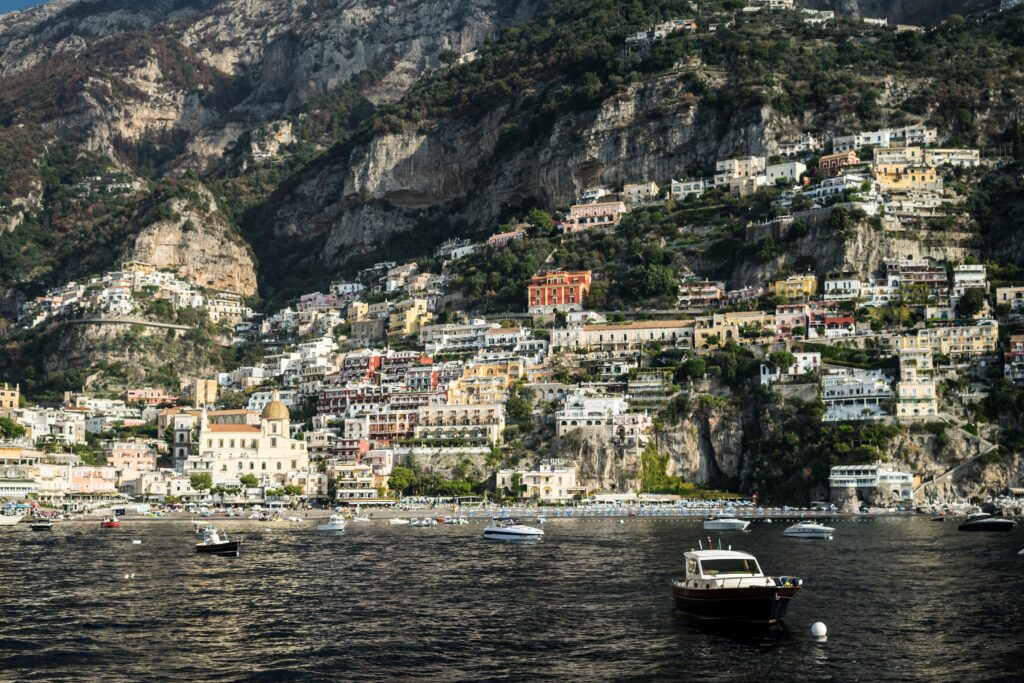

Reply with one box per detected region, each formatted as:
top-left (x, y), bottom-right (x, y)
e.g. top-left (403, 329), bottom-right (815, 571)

top-left (261, 392), bottom-right (289, 421)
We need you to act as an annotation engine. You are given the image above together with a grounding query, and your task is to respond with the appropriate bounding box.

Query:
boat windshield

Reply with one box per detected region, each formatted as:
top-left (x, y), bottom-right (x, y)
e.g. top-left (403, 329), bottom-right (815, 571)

top-left (700, 558), bottom-right (761, 576)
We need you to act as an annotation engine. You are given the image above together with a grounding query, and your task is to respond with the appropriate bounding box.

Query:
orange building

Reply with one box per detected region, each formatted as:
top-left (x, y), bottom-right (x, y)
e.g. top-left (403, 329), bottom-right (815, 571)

top-left (527, 271), bottom-right (593, 313)
top-left (818, 151), bottom-right (859, 176)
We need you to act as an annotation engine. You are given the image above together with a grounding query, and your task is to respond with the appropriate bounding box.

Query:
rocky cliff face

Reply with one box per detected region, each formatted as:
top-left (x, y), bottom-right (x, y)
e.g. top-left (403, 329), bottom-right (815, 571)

top-left (0, 0), bottom-right (543, 168)
top-left (726, 213), bottom-right (980, 289)
top-left (656, 405), bottom-right (747, 486)
top-left (123, 184), bottom-right (258, 296)
top-left (273, 71), bottom-right (792, 263)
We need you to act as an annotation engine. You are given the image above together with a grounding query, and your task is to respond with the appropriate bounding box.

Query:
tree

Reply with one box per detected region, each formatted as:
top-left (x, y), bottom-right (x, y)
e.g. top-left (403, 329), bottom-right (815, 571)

top-left (281, 484), bottom-right (303, 497)
top-left (682, 357), bottom-right (706, 380)
top-left (0, 417), bottom-right (26, 440)
top-left (956, 288), bottom-right (986, 318)
top-left (388, 466), bottom-right (418, 495)
top-left (239, 474), bottom-right (259, 489)
top-left (526, 208), bottom-right (555, 235)
top-left (508, 472), bottom-right (526, 499)
top-left (190, 473), bottom-right (213, 491)
top-left (767, 351), bottom-right (797, 373)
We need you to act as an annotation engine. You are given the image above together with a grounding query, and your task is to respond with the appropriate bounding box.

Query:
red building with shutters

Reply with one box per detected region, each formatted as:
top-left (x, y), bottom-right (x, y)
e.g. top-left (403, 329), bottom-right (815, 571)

top-left (527, 271), bottom-right (592, 313)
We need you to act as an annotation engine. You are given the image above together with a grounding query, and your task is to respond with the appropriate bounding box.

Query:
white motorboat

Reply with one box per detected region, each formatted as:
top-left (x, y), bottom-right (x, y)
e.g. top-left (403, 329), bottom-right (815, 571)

top-left (351, 515), bottom-right (371, 523)
top-left (444, 516), bottom-right (469, 525)
top-left (410, 518), bottom-right (438, 527)
top-left (703, 516), bottom-right (751, 531)
top-left (195, 526), bottom-right (240, 557)
top-left (0, 513), bottom-right (25, 526)
top-left (783, 522), bottom-right (835, 540)
top-left (316, 515), bottom-right (347, 531)
top-left (483, 518), bottom-right (544, 541)
top-left (388, 518), bottom-right (410, 526)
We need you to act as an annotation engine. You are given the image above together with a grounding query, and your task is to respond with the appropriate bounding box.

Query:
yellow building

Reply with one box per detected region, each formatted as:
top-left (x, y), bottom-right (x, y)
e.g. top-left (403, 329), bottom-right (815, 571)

top-left (447, 358), bottom-right (526, 404)
top-left (415, 403), bottom-right (506, 444)
top-left (1, 383), bottom-right (19, 412)
top-left (694, 311), bottom-right (773, 349)
top-left (346, 301), bottom-right (368, 321)
top-left (181, 378), bottom-right (218, 408)
top-left (894, 321), bottom-right (998, 357)
top-left (873, 163), bottom-right (942, 192)
top-left (768, 275), bottom-right (817, 300)
top-left (388, 298), bottom-right (432, 337)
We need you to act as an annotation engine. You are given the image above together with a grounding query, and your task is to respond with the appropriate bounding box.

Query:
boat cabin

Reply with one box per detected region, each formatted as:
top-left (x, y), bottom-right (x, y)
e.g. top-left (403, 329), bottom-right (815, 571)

top-left (678, 550), bottom-right (773, 590)
top-left (685, 550), bottom-right (763, 579)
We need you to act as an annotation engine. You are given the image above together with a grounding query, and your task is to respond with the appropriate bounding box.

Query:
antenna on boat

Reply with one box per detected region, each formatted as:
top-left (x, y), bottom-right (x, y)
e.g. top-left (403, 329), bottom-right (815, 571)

top-left (698, 539), bottom-right (703, 549)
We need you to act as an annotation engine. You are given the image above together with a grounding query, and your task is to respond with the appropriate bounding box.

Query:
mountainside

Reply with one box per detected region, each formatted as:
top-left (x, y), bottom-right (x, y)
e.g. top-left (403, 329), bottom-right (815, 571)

top-left (0, 0), bottom-right (1021, 310)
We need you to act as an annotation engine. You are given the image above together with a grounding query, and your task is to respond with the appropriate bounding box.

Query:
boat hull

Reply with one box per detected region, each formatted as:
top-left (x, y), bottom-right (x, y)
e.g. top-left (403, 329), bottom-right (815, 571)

top-left (30, 523), bottom-right (53, 531)
top-left (483, 530), bottom-right (543, 541)
top-left (672, 585), bottom-right (800, 625)
top-left (196, 541), bottom-right (240, 557)
top-left (316, 523), bottom-right (347, 531)
top-left (703, 521), bottom-right (751, 531)
top-left (0, 514), bottom-right (24, 526)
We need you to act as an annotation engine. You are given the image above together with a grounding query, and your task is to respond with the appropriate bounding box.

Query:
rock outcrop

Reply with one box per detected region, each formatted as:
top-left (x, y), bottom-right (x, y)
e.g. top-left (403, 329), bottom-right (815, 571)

top-left (123, 184), bottom-right (258, 296)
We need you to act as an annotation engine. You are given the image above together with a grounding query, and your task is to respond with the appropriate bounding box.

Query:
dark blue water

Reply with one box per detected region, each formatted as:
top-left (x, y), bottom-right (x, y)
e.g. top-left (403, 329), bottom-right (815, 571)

top-left (1, 517), bottom-right (1022, 682)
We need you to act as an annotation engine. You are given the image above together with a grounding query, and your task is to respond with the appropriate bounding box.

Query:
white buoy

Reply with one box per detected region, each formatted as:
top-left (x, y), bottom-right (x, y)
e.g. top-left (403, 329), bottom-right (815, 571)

top-left (132, 539), bottom-right (142, 545)
top-left (619, 519), bottom-right (625, 525)
top-left (811, 622), bottom-right (827, 640)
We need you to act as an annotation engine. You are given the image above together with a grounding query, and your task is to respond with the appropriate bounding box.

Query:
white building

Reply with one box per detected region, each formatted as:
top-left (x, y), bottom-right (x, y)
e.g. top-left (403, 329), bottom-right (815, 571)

top-left (495, 463), bottom-right (584, 502)
top-left (765, 161), bottom-right (806, 184)
top-left (671, 178), bottom-right (708, 200)
top-left (549, 320), bottom-right (695, 355)
top-left (418, 320), bottom-right (499, 354)
top-left (829, 461), bottom-right (913, 501)
top-left (183, 394), bottom-right (309, 490)
top-left (778, 133), bottom-right (823, 156)
top-left (822, 370), bottom-right (894, 422)
top-left (951, 264), bottom-right (987, 299)
top-left (824, 276), bottom-right (863, 301)
top-left (759, 352), bottom-right (822, 386)
top-left (555, 393), bottom-right (629, 436)
top-left (248, 389), bottom-right (300, 413)
top-left (832, 130), bottom-right (890, 153)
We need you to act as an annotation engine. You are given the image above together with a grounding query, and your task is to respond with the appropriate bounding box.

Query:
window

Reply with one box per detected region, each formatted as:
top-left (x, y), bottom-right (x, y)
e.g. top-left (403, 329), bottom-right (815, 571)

top-left (700, 558), bottom-right (762, 576)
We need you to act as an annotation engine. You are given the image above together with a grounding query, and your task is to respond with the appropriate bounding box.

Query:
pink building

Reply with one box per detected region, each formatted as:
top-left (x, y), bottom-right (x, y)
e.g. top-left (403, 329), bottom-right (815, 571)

top-left (70, 466), bottom-right (118, 494)
top-left (127, 387), bottom-right (177, 406)
top-left (297, 292), bottom-right (341, 312)
top-left (104, 442), bottom-right (158, 484)
top-left (775, 304), bottom-right (811, 339)
top-left (561, 201), bottom-right (627, 235)
top-left (363, 449), bottom-right (394, 477)
top-left (487, 228), bottom-right (528, 248)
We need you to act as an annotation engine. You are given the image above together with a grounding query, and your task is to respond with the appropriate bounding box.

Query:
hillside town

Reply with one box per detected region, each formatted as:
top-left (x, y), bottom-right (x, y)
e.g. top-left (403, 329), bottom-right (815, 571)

top-left (2, 120), bottom-right (1022, 512)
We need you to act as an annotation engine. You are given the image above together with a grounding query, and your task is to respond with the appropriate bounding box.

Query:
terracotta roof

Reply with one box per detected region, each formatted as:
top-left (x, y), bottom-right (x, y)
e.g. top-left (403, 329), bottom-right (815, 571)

top-left (207, 424), bottom-right (261, 433)
top-left (207, 409), bottom-right (256, 416)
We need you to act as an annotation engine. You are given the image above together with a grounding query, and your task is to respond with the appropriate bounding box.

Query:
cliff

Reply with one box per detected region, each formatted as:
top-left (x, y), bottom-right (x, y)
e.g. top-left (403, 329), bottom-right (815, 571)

top-left (0, 0), bottom-right (544, 168)
top-left (123, 183), bottom-right (258, 296)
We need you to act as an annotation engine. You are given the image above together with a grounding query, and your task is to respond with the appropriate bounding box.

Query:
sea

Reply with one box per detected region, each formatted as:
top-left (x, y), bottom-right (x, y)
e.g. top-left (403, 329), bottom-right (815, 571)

top-left (1, 516), bottom-right (1021, 682)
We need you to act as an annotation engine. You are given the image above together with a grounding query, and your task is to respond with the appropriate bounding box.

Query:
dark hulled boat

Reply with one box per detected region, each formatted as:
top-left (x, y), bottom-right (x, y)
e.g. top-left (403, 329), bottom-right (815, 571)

top-left (195, 526), bottom-right (241, 557)
top-left (958, 513), bottom-right (1016, 532)
top-left (672, 549), bottom-right (802, 626)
